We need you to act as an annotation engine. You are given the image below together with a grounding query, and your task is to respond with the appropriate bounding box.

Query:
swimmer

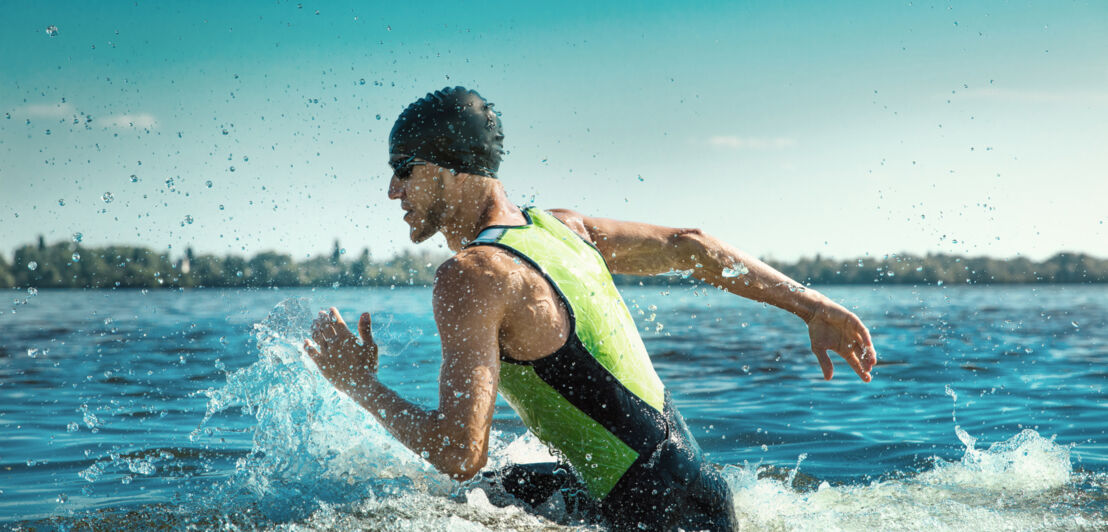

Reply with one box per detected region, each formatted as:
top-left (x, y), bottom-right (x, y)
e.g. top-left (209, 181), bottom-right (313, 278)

top-left (305, 87), bottom-right (877, 531)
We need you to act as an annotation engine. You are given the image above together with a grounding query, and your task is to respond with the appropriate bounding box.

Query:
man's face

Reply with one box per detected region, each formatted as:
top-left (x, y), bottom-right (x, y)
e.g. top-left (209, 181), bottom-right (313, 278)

top-left (387, 155), bottom-right (446, 243)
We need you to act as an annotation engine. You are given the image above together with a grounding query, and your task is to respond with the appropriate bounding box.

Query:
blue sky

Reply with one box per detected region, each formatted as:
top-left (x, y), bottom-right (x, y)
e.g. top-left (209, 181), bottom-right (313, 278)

top-left (2, 1), bottom-right (1106, 262)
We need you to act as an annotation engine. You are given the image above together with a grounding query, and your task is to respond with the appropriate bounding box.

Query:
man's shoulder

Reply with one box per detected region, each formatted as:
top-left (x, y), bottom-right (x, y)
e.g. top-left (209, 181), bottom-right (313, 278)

top-left (545, 208), bottom-right (594, 244)
top-left (434, 246), bottom-right (523, 292)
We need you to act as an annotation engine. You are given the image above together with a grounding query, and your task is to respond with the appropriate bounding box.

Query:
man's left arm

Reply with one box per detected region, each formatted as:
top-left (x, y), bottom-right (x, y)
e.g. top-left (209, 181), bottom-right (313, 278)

top-left (304, 256), bottom-right (503, 480)
top-left (549, 209), bottom-right (876, 382)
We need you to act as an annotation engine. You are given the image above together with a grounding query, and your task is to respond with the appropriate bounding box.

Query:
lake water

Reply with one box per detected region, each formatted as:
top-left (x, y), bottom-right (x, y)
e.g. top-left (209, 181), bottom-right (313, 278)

top-left (1, 285), bottom-right (1106, 530)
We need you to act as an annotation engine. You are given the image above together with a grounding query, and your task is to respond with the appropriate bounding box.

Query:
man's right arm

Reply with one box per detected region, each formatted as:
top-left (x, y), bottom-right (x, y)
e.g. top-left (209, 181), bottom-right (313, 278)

top-left (548, 209), bottom-right (877, 382)
top-left (305, 252), bottom-right (504, 480)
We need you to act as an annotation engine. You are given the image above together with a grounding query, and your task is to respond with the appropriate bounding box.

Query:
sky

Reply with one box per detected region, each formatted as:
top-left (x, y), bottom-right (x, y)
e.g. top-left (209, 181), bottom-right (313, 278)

top-left (2, 1), bottom-right (1106, 263)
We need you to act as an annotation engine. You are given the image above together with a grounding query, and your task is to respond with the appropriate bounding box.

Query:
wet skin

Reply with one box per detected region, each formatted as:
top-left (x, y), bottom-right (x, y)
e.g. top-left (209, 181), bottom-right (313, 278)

top-left (304, 159), bottom-right (878, 480)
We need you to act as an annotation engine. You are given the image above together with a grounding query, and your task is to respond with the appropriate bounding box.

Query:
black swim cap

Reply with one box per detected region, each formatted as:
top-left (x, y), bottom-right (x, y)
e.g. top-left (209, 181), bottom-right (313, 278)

top-left (389, 87), bottom-right (505, 178)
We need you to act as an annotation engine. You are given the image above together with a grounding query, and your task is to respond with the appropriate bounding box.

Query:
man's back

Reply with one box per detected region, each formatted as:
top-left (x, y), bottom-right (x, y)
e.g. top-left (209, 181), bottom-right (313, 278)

top-left (458, 206), bottom-right (736, 530)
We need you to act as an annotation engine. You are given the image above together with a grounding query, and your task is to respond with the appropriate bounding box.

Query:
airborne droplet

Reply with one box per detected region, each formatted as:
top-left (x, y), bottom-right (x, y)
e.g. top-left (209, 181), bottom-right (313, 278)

top-left (45, 25), bottom-right (59, 37)
top-left (101, 192), bottom-right (114, 204)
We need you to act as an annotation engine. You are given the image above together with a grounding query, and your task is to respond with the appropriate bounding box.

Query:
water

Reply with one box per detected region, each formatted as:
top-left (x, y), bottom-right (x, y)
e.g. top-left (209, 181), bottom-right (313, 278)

top-left (1, 285), bottom-right (1105, 530)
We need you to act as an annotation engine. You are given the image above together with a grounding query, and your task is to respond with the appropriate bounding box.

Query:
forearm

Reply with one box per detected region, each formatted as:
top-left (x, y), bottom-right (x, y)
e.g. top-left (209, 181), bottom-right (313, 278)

top-left (339, 376), bottom-right (480, 479)
top-left (678, 231), bottom-right (830, 322)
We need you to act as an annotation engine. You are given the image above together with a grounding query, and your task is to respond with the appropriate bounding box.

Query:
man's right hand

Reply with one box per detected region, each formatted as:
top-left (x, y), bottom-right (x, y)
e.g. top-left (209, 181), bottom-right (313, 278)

top-left (304, 307), bottom-right (379, 391)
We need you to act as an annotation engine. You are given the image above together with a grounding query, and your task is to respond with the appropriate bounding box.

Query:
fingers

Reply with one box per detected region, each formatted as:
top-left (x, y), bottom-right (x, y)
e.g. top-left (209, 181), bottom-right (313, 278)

top-left (812, 348), bottom-right (834, 380)
top-left (843, 314), bottom-right (876, 379)
top-left (830, 336), bottom-right (869, 382)
top-left (310, 314), bottom-right (334, 347)
top-left (358, 312), bottom-right (374, 346)
top-left (328, 307), bottom-right (347, 329)
top-left (858, 328), bottom-right (877, 370)
top-left (853, 332), bottom-right (875, 372)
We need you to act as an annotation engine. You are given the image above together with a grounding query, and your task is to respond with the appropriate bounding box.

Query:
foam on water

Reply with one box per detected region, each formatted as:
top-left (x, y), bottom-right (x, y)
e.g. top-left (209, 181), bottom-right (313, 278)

top-left (723, 429), bottom-right (1101, 532)
top-left (177, 299), bottom-right (1108, 530)
top-left (190, 298), bottom-right (453, 521)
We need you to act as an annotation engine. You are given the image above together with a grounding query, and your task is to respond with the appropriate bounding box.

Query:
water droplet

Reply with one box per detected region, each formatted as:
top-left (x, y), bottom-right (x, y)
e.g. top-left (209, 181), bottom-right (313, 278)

top-left (221, 129), bottom-right (229, 135)
top-left (386, 25), bottom-right (392, 31)
top-left (218, 204), bottom-right (225, 210)
top-left (57, 199), bottom-right (66, 206)
top-left (1071, 321), bottom-right (1079, 329)
top-left (27, 348), bottom-right (42, 358)
top-left (80, 404), bottom-right (99, 429)
top-left (130, 174), bottom-right (139, 183)
top-left (183, 215), bottom-right (194, 225)
top-left (359, 78), bottom-right (366, 85)
top-left (28, 261), bottom-right (38, 271)
top-left (71, 252), bottom-right (80, 262)
top-left (101, 192), bottom-right (114, 204)
top-left (27, 287), bottom-right (38, 296)
top-left (637, 175), bottom-right (645, 182)
top-left (78, 463), bottom-right (102, 483)
top-left (375, 114), bottom-right (382, 120)
top-left (722, 263), bottom-right (748, 278)
top-left (205, 180), bottom-right (213, 188)
top-left (72, 232), bottom-right (83, 243)
top-left (128, 460), bottom-right (156, 475)
top-left (165, 178), bottom-right (175, 188)
top-left (66, 422), bottom-right (79, 432)
top-left (45, 25), bottom-right (59, 37)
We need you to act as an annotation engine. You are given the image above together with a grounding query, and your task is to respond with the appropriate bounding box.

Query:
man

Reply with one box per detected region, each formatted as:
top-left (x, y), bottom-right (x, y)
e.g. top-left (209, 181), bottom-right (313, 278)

top-left (305, 87), bottom-right (877, 530)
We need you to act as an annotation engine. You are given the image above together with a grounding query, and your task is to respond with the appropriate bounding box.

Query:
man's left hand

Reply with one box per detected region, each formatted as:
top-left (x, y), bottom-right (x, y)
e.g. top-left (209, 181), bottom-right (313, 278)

top-left (805, 303), bottom-right (877, 382)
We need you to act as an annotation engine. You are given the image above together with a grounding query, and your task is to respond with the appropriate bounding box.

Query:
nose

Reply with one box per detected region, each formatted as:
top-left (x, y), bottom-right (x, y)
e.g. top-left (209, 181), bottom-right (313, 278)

top-left (387, 174), bottom-right (403, 200)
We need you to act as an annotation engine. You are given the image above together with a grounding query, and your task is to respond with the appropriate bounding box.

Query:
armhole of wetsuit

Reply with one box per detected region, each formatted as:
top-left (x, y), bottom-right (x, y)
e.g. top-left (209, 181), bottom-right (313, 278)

top-left (544, 209), bottom-right (608, 262)
top-left (463, 240), bottom-right (578, 366)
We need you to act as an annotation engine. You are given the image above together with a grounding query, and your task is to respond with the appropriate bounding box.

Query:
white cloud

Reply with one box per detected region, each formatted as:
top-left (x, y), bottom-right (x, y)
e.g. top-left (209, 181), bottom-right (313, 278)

top-left (12, 102), bottom-right (74, 118)
top-left (10, 103), bottom-right (158, 130)
top-left (707, 136), bottom-right (796, 150)
top-left (101, 113), bottom-right (158, 129)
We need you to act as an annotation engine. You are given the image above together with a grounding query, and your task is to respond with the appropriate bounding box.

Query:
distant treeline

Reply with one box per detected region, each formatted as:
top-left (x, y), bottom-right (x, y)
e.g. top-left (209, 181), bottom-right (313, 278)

top-left (618, 252), bottom-right (1108, 286)
top-left (1, 237), bottom-right (445, 289)
top-left (2, 237), bottom-right (1106, 289)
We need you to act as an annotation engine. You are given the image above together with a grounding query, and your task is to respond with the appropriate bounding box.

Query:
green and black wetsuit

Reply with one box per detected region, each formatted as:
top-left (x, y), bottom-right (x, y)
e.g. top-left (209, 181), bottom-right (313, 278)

top-left (468, 207), bottom-right (736, 531)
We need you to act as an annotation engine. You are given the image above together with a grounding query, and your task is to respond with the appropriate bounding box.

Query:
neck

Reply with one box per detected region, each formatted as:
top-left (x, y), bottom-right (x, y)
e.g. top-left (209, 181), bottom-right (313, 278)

top-left (441, 175), bottom-right (525, 252)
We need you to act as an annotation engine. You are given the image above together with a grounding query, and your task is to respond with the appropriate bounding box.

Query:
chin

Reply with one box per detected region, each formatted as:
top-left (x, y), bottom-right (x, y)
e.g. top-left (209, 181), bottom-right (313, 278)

top-left (409, 225), bottom-right (436, 244)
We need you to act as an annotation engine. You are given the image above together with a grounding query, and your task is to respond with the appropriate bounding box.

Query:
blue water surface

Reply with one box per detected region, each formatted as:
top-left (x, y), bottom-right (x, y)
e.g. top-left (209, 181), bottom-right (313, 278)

top-left (1, 285), bottom-right (1105, 529)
